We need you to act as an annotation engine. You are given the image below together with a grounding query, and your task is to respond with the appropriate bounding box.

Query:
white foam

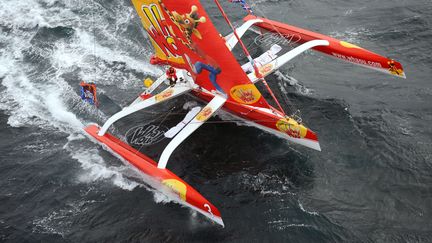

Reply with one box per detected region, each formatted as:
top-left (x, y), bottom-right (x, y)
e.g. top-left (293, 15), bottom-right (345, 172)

top-left (329, 27), bottom-right (370, 45)
top-left (52, 30), bottom-right (161, 85)
top-left (182, 101), bottom-right (200, 110)
top-left (153, 191), bottom-right (172, 204)
top-left (67, 133), bottom-right (85, 142)
top-left (46, 93), bottom-right (84, 130)
top-left (237, 172), bottom-right (297, 197)
top-left (32, 199), bottom-right (98, 237)
top-left (0, 0), bottom-right (162, 193)
top-left (274, 70), bottom-right (312, 95)
top-left (70, 147), bottom-right (140, 191)
top-left (298, 201), bottom-right (319, 216)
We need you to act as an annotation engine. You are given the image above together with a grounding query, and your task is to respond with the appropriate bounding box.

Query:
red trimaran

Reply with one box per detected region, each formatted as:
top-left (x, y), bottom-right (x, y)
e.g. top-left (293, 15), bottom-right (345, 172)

top-left (85, 0), bottom-right (405, 227)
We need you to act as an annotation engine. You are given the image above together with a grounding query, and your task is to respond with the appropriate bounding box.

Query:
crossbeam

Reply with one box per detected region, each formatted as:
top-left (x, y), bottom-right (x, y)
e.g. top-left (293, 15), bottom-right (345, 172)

top-left (157, 94), bottom-right (227, 169)
top-left (98, 84), bottom-right (191, 136)
top-left (225, 18), bottom-right (263, 51)
top-left (247, 39), bottom-right (330, 83)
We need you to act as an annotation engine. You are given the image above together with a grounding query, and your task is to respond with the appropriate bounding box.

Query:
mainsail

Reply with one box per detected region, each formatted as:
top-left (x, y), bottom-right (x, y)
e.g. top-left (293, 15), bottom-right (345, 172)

top-left (131, 0), bottom-right (273, 109)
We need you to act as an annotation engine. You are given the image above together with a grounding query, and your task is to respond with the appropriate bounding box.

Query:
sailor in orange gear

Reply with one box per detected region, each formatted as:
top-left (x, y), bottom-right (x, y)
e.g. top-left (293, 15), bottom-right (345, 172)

top-left (166, 67), bottom-right (178, 87)
top-left (79, 81), bottom-right (99, 106)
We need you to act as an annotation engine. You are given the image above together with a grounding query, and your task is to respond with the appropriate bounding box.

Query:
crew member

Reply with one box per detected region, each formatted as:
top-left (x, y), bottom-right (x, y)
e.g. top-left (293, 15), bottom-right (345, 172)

top-left (80, 81), bottom-right (98, 106)
top-left (166, 67), bottom-right (178, 87)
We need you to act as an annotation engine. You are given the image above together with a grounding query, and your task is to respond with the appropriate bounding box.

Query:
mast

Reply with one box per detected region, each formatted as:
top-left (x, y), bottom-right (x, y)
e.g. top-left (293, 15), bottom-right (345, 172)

top-left (213, 0), bottom-right (287, 116)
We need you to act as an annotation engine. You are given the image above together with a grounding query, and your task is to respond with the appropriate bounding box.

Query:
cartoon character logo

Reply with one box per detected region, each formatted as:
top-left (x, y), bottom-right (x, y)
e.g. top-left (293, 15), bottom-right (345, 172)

top-left (388, 60), bottom-right (404, 77)
top-left (196, 107), bottom-right (213, 121)
top-left (162, 179), bottom-right (187, 201)
top-left (276, 118), bottom-right (308, 139)
top-left (155, 88), bottom-right (174, 101)
top-left (159, 2), bottom-right (206, 48)
top-left (171, 6), bottom-right (206, 40)
top-left (230, 84), bottom-right (261, 104)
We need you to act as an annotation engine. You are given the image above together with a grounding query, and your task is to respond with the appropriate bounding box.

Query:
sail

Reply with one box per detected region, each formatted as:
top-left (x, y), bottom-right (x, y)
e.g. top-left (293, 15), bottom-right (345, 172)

top-left (245, 15), bottom-right (406, 79)
top-left (131, 0), bottom-right (273, 109)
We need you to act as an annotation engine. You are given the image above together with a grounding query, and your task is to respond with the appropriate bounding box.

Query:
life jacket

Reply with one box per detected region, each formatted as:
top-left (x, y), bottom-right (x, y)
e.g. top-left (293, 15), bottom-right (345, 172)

top-left (166, 68), bottom-right (177, 79)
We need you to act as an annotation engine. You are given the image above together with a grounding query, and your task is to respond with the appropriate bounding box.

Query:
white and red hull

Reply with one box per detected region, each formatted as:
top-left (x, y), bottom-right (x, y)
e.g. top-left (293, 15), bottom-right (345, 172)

top-left (85, 124), bottom-right (224, 227)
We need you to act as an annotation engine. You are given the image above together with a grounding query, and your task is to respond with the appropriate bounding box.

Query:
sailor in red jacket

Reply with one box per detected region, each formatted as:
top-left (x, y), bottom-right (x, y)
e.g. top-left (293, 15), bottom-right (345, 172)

top-left (166, 67), bottom-right (178, 87)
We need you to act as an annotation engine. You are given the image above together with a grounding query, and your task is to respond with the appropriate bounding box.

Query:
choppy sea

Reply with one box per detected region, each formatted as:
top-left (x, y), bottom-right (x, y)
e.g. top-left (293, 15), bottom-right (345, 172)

top-left (1, 0), bottom-right (431, 242)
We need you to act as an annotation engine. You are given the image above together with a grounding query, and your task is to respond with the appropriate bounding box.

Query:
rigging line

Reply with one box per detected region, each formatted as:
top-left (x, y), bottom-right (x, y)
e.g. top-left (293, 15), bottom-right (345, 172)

top-left (181, 119), bottom-right (283, 124)
top-left (239, 9), bottom-right (292, 116)
top-left (118, 104), bottom-right (288, 124)
top-left (91, 0), bottom-right (97, 84)
top-left (248, 2), bottom-right (301, 117)
top-left (213, 0), bottom-right (287, 117)
top-left (134, 109), bottom-right (294, 124)
top-left (248, 1), bottom-right (289, 45)
top-left (133, 106), bottom-right (176, 156)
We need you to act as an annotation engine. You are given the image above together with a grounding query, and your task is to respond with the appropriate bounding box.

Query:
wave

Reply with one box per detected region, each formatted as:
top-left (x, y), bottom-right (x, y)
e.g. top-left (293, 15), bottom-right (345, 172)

top-left (0, 0), bottom-right (161, 195)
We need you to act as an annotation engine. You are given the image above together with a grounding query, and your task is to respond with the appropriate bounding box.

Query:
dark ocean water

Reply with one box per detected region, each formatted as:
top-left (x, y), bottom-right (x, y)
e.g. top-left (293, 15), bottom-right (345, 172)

top-left (1, 0), bottom-right (432, 242)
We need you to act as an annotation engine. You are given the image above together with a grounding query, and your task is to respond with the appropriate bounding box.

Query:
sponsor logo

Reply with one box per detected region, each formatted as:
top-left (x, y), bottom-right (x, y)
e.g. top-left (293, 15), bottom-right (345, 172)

top-left (230, 84), bottom-right (261, 104)
top-left (139, 1), bottom-right (184, 64)
top-left (276, 118), bottom-right (308, 139)
top-left (155, 88), bottom-right (174, 102)
top-left (196, 107), bottom-right (213, 121)
top-left (162, 179), bottom-right (187, 201)
top-left (259, 63), bottom-right (274, 76)
top-left (331, 52), bottom-right (383, 68)
top-left (126, 123), bottom-right (168, 146)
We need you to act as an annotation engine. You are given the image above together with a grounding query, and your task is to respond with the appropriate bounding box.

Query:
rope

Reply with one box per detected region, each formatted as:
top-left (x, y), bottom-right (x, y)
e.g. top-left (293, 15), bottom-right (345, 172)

top-left (213, 0), bottom-right (287, 116)
top-left (92, 1), bottom-right (96, 84)
top-left (247, 0), bottom-right (303, 120)
top-left (133, 106), bottom-right (176, 155)
top-left (134, 108), bottom-right (287, 125)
